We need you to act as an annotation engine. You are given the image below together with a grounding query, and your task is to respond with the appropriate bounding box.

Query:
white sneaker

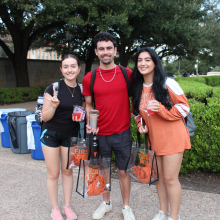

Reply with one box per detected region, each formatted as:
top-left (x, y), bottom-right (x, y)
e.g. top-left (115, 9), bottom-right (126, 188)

top-left (168, 217), bottom-right (180, 220)
top-left (92, 201), bottom-right (112, 219)
top-left (152, 210), bottom-right (169, 220)
top-left (122, 205), bottom-right (136, 220)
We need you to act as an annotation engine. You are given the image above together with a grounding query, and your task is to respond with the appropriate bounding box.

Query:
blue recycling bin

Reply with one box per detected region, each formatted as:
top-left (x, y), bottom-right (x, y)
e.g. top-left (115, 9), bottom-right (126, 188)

top-left (31, 121), bottom-right (44, 160)
top-left (0, 108), bottom-right (26, 148)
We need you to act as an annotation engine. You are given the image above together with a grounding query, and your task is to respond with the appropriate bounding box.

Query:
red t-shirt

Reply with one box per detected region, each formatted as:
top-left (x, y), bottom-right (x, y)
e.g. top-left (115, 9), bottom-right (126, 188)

top-left (83, 65), bottom-right (132, 135)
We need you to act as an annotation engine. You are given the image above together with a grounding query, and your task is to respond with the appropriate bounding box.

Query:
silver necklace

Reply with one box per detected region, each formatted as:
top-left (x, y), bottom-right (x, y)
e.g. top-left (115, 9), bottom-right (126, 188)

top-left (99, 65), bottom-right (116, 82)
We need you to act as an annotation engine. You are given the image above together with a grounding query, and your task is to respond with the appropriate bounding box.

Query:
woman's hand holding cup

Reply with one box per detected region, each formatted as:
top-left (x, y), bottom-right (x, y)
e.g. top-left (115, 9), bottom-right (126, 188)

top-left (72, 112), bottom-right (84, 122)
top-left (147, 100), bottom-right (160, 113)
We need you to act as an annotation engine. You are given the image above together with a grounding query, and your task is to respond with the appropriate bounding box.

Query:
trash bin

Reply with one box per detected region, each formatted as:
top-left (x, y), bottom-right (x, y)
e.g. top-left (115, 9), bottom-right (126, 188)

top-left (30, 121), bottom-right (44, 160)
top-left (8, 111), bottom-right (34, 154)
top-left (0, 108), bottom-right (26, 148)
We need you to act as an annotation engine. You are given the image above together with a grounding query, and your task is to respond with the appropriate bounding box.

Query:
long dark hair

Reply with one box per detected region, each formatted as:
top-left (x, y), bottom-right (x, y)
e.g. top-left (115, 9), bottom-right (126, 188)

top-left (131, 47), bottom-right (172, 116)
top-left (61, 54), bottom-right (81, 67)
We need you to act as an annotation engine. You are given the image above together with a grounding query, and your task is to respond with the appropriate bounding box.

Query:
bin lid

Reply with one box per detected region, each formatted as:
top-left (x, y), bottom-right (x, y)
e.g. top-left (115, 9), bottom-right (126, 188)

top-left (8, 111), bottom-right (35, 117)
top-left (0, 108), bottom-right (26, 114)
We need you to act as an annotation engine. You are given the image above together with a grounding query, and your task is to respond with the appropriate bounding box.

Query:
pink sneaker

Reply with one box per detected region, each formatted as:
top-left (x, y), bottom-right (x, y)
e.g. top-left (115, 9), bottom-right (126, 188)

top-left (62, 205), bottom-right (77, 220)
top-left (51, 206), bottom-right (63, 220)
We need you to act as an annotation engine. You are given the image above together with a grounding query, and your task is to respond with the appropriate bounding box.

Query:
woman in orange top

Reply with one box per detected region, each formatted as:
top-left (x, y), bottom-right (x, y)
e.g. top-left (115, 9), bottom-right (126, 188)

top-left (131, 47), bottom-right (191, 220)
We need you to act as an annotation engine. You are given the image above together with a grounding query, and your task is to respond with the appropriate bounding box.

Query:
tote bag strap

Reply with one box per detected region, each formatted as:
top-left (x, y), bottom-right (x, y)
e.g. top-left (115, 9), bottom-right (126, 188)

top-left (137, 130), bottom-right (151, 150)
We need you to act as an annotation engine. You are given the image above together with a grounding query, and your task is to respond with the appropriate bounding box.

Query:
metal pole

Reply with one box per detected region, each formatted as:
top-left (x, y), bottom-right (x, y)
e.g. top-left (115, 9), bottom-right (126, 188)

top-left (197, 60), bottom-right (199, 75)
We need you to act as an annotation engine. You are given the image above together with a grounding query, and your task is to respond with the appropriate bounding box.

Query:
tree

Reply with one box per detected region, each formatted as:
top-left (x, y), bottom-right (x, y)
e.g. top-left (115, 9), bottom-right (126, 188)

top-left (33, 0), bottom-right (135, 73)
top-left (35, 0), bottom-right (210, 73)
top-left (198, 8), bottom-right (220, 71)
top-left (0, 0), bottom-right (86, 87)
top-left (115, 0), bottom-right (211, 67)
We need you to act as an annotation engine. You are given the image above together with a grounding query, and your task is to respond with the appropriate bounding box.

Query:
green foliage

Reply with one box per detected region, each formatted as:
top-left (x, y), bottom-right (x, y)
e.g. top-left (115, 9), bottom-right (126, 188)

top-left (178, 81), bottom-right (212, 100)
top-left (181, 96), bottom-right (220, 173)
top-left (176, 75), bottom-right (220, 87)
top-left (204, 76), bottom-right (220, 86)
top-left (175, 76), bottom-right (206, 84)
top-left (0, 86), bottom-right (47, 104)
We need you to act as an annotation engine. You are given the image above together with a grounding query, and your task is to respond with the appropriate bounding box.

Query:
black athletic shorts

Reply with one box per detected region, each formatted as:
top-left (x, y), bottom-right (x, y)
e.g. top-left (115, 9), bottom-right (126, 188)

top-left (97, 128), bottom-right (132, 171)
top-left (40, 128), bottom-right (78, 148)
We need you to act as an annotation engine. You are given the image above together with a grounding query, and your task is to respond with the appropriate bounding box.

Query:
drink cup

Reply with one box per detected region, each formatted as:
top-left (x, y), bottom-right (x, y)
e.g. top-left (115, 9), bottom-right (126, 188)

top-left (147, 100), bottom-right (155, 115)
top-left (89, 110), bottom-right (99, 129)
top-left (73, 105), bottom-right (86, 120)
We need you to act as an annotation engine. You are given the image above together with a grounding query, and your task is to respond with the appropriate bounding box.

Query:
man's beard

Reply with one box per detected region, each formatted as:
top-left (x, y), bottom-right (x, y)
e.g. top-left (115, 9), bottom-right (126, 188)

top-left (100, 56), bottom-right (112, 64)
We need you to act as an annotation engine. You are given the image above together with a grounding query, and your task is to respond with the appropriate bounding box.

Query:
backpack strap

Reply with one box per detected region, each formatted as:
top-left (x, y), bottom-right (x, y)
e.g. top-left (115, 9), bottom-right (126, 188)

top-left (90, 68), bottom-right (97, 106)
top-left (118, 65), bottom-right (130, 96)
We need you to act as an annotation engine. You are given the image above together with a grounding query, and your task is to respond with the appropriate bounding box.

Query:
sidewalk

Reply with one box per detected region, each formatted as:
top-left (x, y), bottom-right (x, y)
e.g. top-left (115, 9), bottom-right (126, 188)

top-left (0, 102), bottom-right (219, 220)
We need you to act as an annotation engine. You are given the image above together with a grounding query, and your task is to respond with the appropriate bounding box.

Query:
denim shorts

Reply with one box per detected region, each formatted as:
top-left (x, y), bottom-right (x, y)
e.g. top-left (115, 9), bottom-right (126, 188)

top-left (97, 128), bottom-right (132, 170)
top-left (40, 129), bottom-right (78, 147)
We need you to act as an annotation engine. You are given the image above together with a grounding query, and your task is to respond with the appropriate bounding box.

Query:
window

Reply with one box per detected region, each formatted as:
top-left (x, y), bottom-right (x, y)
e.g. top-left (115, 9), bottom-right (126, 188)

top-left (42, 50), bottom-right (44, 59)
top-left (50, 52), bottom-right (52, 60)
top-left (38, 50), bottom-right (40, 59)
top-left (54, 52), bottom-right (56, 60)
top-left (31, 49), bottom-right (34, 55)
top-left (46, 52), bottom-right (48, 60)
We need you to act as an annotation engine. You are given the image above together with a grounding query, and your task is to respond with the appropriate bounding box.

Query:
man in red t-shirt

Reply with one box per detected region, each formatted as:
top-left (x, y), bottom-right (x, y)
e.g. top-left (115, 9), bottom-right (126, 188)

top-left (83, 32), bottom-right (135, 220)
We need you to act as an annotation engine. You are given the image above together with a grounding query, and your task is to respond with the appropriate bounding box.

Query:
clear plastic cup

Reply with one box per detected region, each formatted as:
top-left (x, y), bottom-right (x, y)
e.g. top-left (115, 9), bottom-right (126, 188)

top-left (147, 100), bottom-right (155, 114)
top-left (73, 105), bottom-right (86, 120)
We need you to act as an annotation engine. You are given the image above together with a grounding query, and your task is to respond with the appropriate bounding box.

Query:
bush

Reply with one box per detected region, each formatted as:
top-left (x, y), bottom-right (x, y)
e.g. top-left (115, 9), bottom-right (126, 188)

top-left (181, 97), bottom-right (220, 172)
top-left (178, 81), bottom-right (212, 100)
top-left (176, 75), bottom-right (220, 86)
top-left (0, 86), bottom-right (47, 104)
top-left (204, 76), bottom-right (220, 86)
top-left (176, 76), bottom-right (206, 84)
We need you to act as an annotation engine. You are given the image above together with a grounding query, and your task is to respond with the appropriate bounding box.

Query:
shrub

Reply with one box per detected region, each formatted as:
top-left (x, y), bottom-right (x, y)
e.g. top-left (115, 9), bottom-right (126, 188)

top-left (176, 75), bottom-right (220, 86)
top-left (0, 86), bottom-right (47, 104)
top-left (178, 81), bottom-right (212, 101)
top-left (176, 76), bottom-right (206, 84)
top-left (204, 76), bottom-right (220, 86)
top-left (181, 97), bottom-right (220, 172)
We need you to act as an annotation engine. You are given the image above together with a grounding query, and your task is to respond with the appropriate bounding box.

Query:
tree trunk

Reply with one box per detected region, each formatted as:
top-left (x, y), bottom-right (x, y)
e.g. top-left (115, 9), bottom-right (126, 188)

top-left (12, 34), bottom-right (30, 87)
top-left (12, 55), bottom-right (30, 87)
top-left (118, 44), bottom-right (131, 67)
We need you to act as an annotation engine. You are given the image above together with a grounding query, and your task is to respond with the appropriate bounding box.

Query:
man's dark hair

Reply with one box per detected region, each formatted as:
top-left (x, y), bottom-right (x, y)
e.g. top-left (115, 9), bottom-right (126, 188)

top-left (94, 32), bottom-right (117, 48)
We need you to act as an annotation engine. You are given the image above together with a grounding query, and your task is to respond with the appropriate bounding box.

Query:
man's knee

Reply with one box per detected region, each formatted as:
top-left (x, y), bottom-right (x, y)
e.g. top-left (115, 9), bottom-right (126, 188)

top-left (117, 169), bottom-right (128, 179)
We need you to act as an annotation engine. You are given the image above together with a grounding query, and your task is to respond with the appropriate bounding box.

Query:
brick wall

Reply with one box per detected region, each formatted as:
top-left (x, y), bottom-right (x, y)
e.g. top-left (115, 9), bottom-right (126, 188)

top-left (0, 58), bottom-right (99, 88)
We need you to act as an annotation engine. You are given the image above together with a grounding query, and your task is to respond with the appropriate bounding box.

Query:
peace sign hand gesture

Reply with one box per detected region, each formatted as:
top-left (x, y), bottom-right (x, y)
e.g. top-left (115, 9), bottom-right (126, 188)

top-left (44, 87), bottom-right (60, 109)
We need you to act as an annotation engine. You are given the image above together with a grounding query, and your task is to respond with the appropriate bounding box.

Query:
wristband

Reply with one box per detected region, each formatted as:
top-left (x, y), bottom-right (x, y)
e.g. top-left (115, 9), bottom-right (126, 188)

top-left (137, 121), bottom-right (141, 128)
